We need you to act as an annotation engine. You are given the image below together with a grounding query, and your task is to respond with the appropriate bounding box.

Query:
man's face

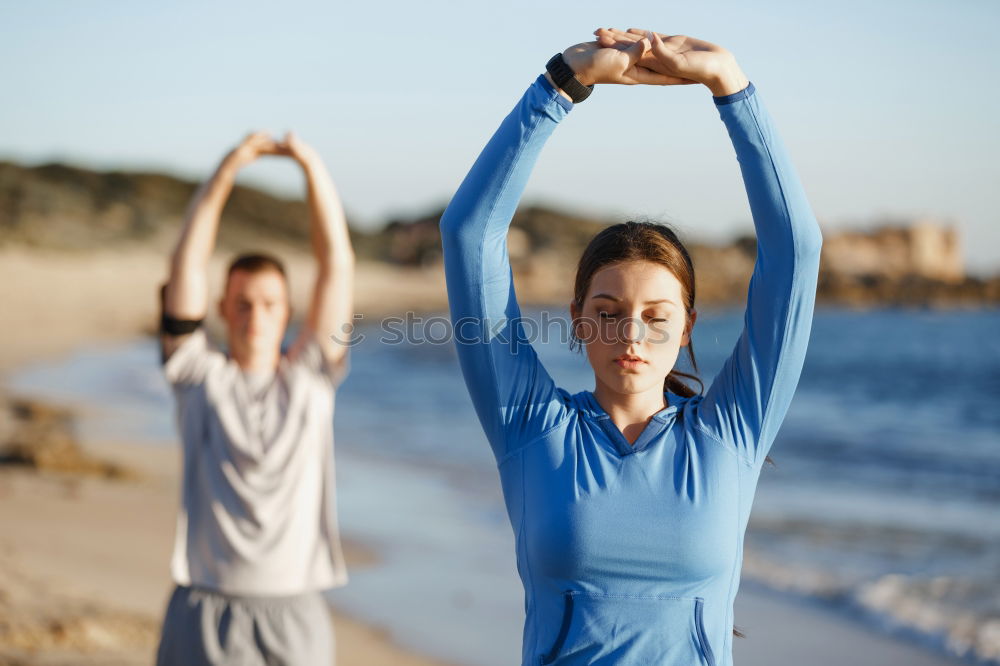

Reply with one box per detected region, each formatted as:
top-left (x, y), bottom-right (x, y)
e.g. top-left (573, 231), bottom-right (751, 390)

top-left (219, 269), bottom-right (290, 360)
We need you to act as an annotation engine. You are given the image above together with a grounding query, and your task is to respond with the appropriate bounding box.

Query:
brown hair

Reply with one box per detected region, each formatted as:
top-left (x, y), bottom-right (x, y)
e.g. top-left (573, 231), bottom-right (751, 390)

top-left (227, 253), bottom-right (287, 282)
top-left (570, 221), bottom-right (704, 397)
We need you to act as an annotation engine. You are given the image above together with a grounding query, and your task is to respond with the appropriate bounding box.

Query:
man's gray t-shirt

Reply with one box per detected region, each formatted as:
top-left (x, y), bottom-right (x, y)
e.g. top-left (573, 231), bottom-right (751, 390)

top-left (164, 329), bottom-right (348, 596)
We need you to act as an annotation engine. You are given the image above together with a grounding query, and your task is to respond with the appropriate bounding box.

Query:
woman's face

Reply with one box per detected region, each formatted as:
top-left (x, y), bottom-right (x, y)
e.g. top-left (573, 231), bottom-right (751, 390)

top-left (572, 260), bottom-right (694, 398)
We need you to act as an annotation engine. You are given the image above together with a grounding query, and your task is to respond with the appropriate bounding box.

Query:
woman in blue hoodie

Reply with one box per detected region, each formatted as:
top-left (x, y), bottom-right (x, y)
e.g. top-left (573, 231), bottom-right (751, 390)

top-left (440, 28), bottom-right (822, 666)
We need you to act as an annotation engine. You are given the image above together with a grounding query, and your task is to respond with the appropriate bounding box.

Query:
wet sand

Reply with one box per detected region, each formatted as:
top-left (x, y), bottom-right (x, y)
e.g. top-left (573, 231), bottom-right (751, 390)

top-left (735, 583), bottom-right (966, 665)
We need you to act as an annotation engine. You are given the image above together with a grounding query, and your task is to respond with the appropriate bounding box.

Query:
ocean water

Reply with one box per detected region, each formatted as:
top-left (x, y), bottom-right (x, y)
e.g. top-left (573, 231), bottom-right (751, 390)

top-left (7, 308), bottom-right (1000, 665)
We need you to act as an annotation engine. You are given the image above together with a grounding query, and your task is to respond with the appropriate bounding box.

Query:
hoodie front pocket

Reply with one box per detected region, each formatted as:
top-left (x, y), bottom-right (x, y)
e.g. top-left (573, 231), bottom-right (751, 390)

top-left (539, 591), bottom-right (715, 666)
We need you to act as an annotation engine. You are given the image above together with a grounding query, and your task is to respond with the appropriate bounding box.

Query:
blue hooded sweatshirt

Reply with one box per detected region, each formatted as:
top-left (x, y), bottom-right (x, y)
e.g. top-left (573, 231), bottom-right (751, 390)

top-left (440, 75), bottom-right (822, 666)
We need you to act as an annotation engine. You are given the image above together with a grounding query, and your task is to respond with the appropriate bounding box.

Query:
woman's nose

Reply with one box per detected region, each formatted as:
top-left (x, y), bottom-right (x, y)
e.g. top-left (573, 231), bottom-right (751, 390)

top-left (619, 317), bottom-right (643, 343)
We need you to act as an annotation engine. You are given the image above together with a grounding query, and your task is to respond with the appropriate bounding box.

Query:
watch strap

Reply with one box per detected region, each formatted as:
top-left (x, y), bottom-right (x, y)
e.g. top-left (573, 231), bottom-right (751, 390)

top-left (545, 53), bottom-right (594, 103)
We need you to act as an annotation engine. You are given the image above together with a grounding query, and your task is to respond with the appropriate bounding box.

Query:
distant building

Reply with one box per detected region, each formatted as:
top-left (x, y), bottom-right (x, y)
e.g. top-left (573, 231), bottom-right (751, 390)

top-left (820, 220), bottom-right (964, 284)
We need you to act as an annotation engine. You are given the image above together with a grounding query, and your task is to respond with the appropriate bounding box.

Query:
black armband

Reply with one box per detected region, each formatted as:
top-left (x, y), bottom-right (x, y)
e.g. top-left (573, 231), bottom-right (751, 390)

top-left (160, 312), bottom-right (203, 336)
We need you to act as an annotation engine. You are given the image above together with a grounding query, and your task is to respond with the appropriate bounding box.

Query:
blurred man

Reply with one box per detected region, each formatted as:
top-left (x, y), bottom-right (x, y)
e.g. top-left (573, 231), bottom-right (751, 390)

top-left (156, 131), bottom-right (354, 665)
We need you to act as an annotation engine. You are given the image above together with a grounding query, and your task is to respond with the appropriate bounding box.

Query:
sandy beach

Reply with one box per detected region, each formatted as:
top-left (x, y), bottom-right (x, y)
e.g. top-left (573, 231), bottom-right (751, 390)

top-left (0, 247), bottom-right (970, 666)
top-left (0, 437), bottom-right (454, 666)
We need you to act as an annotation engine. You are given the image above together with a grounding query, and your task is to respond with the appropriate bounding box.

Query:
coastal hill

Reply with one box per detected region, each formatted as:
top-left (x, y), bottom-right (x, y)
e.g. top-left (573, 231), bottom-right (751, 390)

top-left (2, 160), bottom-right (997, 307)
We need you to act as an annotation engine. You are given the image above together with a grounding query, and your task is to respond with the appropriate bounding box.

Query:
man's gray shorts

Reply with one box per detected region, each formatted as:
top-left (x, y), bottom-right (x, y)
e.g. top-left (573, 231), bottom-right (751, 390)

top-left (155, 585), bottom-right (334, 666)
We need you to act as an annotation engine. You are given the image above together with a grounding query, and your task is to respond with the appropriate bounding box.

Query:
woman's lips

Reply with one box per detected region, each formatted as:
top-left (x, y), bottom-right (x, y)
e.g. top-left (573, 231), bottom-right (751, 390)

top-left (614, 355), bottom-right (645, 370)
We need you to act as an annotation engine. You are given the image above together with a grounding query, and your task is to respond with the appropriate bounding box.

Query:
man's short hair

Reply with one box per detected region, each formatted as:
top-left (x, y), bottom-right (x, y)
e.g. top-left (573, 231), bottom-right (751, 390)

top-left (226, 253), bottom-right (287, 282)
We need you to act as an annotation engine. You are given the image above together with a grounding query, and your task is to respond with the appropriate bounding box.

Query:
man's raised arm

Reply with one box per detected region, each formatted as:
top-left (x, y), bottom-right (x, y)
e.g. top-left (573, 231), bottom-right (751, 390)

top-left (284, 132), bottom-right (355, 372)
top-left (161, 131), bottom-right (281, 358)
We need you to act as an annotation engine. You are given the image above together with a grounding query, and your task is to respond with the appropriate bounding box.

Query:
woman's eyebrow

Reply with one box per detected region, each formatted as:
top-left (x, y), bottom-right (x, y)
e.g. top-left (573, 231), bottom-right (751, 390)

top-left (591, 293), bottom-right (676, 306)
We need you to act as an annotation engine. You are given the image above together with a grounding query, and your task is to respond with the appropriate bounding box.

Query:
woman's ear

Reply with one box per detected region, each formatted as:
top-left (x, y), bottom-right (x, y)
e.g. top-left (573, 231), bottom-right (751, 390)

top-left (681, 309), bottom-right (698, 347)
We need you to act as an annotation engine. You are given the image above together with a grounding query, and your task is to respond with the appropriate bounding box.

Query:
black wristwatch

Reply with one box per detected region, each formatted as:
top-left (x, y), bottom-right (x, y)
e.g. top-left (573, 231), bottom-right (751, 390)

top-left (545, 53), bottom-right (594, 103)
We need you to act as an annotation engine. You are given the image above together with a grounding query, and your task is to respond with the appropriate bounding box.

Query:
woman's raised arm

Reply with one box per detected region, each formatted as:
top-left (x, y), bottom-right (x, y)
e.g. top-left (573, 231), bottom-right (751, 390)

top-left (439, 75), bottom-right (572, 461)
top-left (699, 80), bottom-right (823, 468)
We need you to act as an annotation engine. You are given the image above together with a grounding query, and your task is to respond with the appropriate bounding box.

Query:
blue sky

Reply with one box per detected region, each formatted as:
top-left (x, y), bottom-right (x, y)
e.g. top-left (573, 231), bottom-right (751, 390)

top-left (2, 0), bottom-right (998, 271)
